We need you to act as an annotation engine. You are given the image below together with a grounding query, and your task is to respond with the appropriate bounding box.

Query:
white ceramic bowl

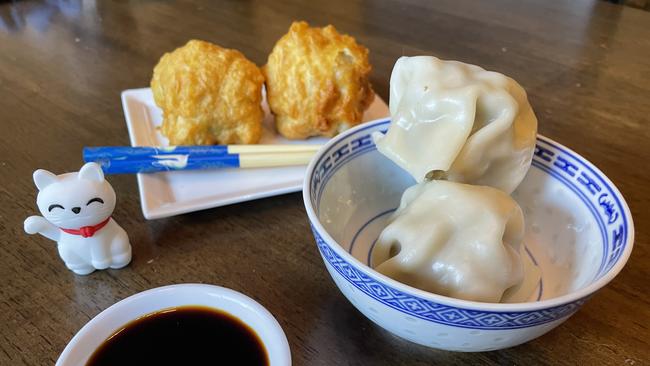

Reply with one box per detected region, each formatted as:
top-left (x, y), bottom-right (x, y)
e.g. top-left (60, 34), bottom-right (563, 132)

top-left (57, 284), bottom-right (291, 365)
top-left (303, 118), bottom-right (634, 352)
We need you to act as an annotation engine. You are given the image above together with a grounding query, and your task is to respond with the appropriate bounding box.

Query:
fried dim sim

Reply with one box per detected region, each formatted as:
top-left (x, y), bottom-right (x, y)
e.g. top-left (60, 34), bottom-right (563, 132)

top-left (263, 21), bottom-right (375, 139)
top-left (151, 40), bottom-right (265, 145)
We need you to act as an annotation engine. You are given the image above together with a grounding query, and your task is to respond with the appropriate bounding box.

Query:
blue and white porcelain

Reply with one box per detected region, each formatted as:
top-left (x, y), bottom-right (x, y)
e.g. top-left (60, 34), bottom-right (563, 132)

top-left (302, 118), bottom-right (634, 352)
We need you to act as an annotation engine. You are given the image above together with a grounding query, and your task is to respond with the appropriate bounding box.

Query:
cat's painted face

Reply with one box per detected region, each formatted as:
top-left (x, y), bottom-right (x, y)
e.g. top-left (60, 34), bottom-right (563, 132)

top-left (34, 163), bottom-right (116, 229)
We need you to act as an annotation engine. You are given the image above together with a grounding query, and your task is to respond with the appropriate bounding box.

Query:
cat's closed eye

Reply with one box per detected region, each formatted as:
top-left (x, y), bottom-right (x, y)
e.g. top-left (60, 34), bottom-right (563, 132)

top-left (86, 197), bottom-right (104, 206)
top-left (48, 204), bottom-right (64, 212)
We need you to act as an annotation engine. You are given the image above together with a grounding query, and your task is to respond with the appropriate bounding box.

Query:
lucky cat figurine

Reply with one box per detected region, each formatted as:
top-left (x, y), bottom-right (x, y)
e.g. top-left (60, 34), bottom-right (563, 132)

top-left (24, 162), bottom-right (132, 275)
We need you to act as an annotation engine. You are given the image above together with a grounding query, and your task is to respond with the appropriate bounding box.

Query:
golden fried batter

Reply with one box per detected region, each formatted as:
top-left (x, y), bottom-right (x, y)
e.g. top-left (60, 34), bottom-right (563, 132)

top-left (151, 40), bottom-right (265, 145)
top-left (263, 21), bottom-right (375, 139)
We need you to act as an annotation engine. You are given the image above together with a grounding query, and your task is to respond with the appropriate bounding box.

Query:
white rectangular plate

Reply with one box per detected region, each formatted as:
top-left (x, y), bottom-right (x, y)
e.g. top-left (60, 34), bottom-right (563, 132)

top-left (121, 88), bottom-right (389, 219)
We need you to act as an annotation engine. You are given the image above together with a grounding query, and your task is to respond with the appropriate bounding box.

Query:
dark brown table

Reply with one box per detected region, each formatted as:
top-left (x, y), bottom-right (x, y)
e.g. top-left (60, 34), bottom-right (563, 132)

top-left (1, 1), bottom-right (649, 364)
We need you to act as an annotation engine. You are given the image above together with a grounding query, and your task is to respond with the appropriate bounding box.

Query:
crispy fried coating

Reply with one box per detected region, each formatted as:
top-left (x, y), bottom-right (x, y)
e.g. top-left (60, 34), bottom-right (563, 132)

top-left (263, 21), bottom-right (375, 139)
top-left (151, 40), bottom-right (265, 145)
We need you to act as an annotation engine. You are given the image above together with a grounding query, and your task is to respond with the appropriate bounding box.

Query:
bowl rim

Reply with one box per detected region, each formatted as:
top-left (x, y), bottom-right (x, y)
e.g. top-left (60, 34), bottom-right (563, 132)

top-left (302, 118), bottom-right (635, 313)
top-left (56, 283), bottom-right (291, 366)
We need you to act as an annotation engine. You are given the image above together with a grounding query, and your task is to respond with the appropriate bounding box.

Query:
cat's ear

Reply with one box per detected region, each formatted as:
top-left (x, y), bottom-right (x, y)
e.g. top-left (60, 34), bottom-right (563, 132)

top-left (78, 162), bottom-right (104, 182)
top-left (33, 169), bottom-right (57, 191)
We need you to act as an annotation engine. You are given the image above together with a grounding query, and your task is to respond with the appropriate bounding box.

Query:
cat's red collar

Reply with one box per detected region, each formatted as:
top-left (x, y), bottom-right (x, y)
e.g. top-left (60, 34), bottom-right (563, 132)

top-left (60, 217), bottom-right (111, 238)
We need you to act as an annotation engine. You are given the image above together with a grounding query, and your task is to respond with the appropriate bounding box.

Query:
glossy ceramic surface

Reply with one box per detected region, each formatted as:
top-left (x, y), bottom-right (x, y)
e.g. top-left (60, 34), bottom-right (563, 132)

top-left (56, 284), bottom-right (291, 365)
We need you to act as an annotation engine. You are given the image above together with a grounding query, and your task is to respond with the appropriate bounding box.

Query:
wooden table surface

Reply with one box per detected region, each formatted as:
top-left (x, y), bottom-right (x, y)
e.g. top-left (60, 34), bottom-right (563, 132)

top-left (1, 0), bottom-right (649, 365)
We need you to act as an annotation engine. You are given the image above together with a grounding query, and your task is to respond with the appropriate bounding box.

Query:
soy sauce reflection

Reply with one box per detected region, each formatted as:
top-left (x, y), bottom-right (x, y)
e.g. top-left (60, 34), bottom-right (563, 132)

top-left (86, 306), bottom-right (268, 366)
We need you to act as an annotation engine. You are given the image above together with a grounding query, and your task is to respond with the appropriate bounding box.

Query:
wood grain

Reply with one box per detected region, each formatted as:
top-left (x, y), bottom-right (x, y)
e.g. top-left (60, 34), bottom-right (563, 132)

top-left (0, 0), bottom-right (648, 365)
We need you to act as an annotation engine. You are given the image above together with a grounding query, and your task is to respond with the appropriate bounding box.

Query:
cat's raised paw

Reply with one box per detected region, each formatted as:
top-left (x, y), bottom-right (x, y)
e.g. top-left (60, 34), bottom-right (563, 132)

top-left (24, 215), bottom-right (47, 234)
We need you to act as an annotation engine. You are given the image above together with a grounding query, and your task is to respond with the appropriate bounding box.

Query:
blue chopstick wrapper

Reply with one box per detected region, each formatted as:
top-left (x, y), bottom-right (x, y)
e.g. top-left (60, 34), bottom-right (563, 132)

top-left (84, 146), bottom-right (230, 160)
top-left (84, 148), bottom-right (241, 174)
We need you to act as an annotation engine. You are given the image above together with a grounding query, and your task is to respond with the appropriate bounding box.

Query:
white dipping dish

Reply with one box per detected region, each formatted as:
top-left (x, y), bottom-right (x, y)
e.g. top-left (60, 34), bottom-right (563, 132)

top-left (56, 284), bottom-right (291, 365)
top-left (303, 118), bottom-right (634, 352)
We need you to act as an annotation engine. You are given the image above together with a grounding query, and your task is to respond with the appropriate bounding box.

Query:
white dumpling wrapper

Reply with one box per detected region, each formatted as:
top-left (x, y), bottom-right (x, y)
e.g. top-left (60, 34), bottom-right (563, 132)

top-left (371, 180), bottom-right (526, 303)
top-left (373, 56), bottom-right (537, 193)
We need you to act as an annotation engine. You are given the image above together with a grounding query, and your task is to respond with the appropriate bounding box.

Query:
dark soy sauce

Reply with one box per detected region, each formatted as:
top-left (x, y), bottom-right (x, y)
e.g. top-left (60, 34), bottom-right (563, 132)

top-left (86, 306), bottom-right (268, 366)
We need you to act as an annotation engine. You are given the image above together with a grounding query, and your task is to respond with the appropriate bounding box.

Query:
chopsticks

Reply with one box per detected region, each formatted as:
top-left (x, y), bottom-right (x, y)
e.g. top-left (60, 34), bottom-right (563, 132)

top-left (83, 145), bottom-right (322, 174)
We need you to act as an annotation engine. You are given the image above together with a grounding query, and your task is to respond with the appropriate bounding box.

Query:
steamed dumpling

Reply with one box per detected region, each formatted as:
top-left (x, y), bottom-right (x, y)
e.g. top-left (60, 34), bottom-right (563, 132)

top-left (371, 180), bottom-right (526, 303)
top-left (373, 56), bottom-right (537, 193)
